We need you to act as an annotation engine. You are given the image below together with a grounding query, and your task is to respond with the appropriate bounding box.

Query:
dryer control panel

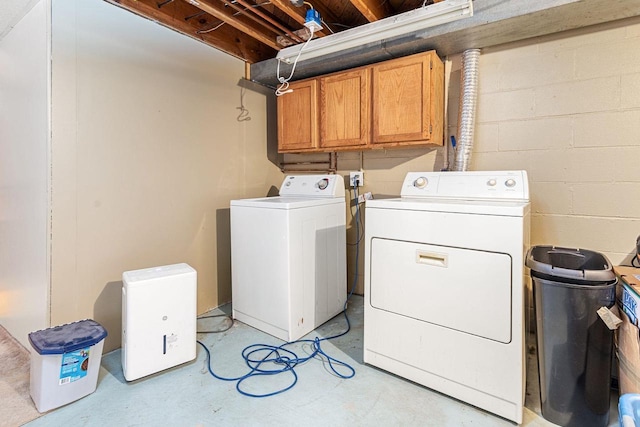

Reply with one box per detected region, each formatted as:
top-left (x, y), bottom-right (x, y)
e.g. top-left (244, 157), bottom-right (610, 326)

top-left (400, 170), bottom-right (529, 201)
top-left (279, 174), bottom-right (345, 198)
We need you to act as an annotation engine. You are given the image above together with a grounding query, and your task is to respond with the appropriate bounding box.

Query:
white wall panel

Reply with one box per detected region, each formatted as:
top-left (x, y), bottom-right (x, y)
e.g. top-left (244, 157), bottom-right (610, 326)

top-left (0, 0), bottom-right (50, 348)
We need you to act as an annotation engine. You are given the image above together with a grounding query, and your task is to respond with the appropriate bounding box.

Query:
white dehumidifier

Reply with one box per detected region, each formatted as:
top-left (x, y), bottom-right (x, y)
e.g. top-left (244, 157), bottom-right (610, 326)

top-left (121, 263), bottom-right (197, 381)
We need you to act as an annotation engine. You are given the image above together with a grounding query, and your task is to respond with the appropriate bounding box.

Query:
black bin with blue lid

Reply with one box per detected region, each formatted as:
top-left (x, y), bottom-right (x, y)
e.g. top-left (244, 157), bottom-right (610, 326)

top-left (526, 245), bottom-right (617, 427)
top-left (28, 319), bottom-right (108, 412)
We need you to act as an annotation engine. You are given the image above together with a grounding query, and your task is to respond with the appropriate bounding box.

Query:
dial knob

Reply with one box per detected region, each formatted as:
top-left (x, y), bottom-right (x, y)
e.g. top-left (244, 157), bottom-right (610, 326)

top-left (413, 177), bottom-right (428, 189)
top-left (487, 179), bottom-right (497, 187)
top-left (317, 178), bottom-right (329, 190)
top-left (505, 179), bottom-right (516, 188)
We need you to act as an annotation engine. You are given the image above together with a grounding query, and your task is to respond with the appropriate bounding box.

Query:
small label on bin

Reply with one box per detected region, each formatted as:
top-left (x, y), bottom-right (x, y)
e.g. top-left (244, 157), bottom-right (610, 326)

top-left (597, 306), bottom-right (622, 330)
top-left (59, 347), bottom-right (90, 385)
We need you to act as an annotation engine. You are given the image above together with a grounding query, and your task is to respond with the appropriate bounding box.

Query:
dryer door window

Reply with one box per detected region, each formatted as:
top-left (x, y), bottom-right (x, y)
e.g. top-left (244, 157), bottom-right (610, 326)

top-left (370, 238), bottom-right (512, 343)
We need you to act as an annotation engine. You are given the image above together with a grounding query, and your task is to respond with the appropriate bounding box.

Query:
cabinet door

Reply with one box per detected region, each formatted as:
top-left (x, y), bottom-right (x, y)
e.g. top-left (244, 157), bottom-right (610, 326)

top-left (372, 53), bottom-right (442, 145)
top-left (277, 79), bottom-right (318, 152)
top-left (319, 69), bottom-right (370, 149)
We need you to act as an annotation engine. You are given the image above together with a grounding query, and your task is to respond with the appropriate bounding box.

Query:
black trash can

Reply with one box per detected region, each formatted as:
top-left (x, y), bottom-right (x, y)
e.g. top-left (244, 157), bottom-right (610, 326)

top-left (526, 245), bottom-right (617, 427)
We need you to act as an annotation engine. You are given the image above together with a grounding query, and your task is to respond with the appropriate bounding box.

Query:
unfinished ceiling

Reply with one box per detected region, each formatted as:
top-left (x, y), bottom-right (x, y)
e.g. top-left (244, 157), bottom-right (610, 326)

top-left (104, 0), bottom-right (446, 64)
top-left (104, 0), bottom-right (640, 87)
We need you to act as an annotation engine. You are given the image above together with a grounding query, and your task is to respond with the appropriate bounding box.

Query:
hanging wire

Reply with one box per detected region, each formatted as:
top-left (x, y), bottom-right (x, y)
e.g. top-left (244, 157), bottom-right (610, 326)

top-left (276, 27), bottom-right (316, 96)
top-left (197, 21), bottom-right (226, 34)
top-left (237, 88), bottom-right (251, 122)
top-left (320, 19), bottom-right (335, 34)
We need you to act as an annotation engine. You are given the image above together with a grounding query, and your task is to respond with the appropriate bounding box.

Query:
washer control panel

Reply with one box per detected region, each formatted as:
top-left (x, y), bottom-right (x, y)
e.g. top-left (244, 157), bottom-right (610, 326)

top-left (401, 171), bottom-right (529, 200)
top-left (279, 174), bottom-right (345, 198)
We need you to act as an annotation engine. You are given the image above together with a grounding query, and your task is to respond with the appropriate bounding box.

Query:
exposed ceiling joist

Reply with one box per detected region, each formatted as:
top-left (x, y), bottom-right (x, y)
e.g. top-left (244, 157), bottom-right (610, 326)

top-left (106, 0), bottom-right (276, 63)
top-left (103, 0), bottom-right (640, 69)
top-left (348, 0), bottom-right (393, 22)
top-left (181, 0), bottom-right (281, 50)
top-left (103, 0), bottom-right (422, 63)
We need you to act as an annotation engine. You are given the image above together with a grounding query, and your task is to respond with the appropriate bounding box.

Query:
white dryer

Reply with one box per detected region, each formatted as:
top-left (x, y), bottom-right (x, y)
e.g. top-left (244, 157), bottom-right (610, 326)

top-left (231, 174), bottom-right (346, 342)
top-left (364, 170), bottom-right (530, 424)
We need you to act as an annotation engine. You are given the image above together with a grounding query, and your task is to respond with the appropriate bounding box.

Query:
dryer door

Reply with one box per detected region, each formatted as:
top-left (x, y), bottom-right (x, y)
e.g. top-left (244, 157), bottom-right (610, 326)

top-left (370, 238), bottom-right (512, 343)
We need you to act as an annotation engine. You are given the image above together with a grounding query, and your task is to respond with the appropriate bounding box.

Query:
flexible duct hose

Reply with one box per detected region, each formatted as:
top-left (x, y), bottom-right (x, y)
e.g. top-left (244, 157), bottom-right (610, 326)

top-left (454, 48), bottom-right (481, 171)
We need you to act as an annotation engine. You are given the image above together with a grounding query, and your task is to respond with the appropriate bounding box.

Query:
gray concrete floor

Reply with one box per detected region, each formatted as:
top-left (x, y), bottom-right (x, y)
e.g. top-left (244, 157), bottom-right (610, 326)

top-left (26, 296), bottom-right (619, 426)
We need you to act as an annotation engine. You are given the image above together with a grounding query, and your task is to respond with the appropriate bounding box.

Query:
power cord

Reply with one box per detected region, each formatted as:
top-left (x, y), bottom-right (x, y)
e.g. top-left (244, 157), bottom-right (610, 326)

top-left (275, 5), bottom-right (322, 96)
top-left (197, 313), bottom-right (233, 334)
top-left (197, 189), bottom-right (361, 397)
top-left (236, 88), bottom-right (251, 122)
top-left (275, 26), bottom-right (315, 96)
top-left (348, 185), bottom-right (364, 246)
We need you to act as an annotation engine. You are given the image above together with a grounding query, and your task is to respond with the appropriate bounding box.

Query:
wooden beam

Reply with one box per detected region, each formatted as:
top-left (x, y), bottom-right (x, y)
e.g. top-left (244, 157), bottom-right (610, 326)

top-left (349, 0), bottom-right (393, 22)
top-left (181, 0), bottom-right (281, 50)
top-left (105, 0), bottom-right (276, 63)
top-left (268, 0), bottom-right (328, 37)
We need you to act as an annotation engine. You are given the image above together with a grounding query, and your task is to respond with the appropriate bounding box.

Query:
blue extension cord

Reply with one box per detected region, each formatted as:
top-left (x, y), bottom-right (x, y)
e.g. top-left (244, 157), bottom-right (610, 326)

top-left (197, 186), bottom-right (362, 398)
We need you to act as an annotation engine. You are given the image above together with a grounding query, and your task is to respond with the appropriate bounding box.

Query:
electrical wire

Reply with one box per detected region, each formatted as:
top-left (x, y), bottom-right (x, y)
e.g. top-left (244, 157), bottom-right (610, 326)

top-left (197, 21), bottom-right (225, 34)
top-left (197, 313), bottom-right (233, 334)
top-left (197, 188), bottom-right (361, 398)
top-left (320, 19), bottom-right (335, 34)
top-left (236, 88), bottom-right (251, 122)
top-left (347, 185), bottom-right (364, 246)
top-left (275, 26), bottom-right (315, 96)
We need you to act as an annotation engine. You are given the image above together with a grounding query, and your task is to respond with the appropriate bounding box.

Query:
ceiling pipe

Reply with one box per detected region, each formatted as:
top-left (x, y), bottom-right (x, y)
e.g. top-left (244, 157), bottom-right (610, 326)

top-left (215, 0), bottom-right (297, 44)
top-left (233, 0), bottom-right (304, 43)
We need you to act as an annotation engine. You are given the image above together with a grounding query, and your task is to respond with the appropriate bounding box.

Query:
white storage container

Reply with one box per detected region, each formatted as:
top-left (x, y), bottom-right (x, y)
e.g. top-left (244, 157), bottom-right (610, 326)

top-left (28, 319), bottom-right (107, 412)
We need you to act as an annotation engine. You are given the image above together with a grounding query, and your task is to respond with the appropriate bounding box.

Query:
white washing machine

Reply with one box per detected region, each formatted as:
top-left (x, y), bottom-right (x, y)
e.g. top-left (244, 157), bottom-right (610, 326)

top-left (364, 170), bottom-right (530, 424)
top-left (231, 174), bottom-right (346, 342)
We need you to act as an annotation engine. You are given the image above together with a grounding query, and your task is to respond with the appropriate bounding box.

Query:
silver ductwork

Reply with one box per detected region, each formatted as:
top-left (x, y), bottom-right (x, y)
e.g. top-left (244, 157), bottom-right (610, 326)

top-left (453, 48), bottom-right (481, 172)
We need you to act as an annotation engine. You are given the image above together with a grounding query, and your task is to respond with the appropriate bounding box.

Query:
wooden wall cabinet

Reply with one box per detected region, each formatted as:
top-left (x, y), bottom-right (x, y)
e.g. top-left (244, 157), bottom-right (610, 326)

top-left (372, 53), bottom-right (443, 147)
top-left (319, 68), bottom-right (370, 150)
top-left (277, 50), bottom-right (444, 153)
top-left (277, 79), bottom-right (318, 152)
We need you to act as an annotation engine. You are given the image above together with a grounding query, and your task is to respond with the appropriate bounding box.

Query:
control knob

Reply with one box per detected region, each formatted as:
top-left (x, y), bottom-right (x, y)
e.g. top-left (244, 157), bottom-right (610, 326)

top-left (505, 179), bottom-right (516, 188)
top-left (317, 178), bottom-right (329, 190)
top-left (413, 176), bottom-right (428, 189)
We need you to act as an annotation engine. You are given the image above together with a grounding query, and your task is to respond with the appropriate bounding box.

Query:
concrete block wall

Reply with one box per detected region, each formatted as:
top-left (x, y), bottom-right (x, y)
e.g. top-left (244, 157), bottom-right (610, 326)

top-left (286, 18), bottom-right (640, 295)
top-left (167, 15), bottom-right (639, 334)
top-left (452, 17), bottom-right (640, 265)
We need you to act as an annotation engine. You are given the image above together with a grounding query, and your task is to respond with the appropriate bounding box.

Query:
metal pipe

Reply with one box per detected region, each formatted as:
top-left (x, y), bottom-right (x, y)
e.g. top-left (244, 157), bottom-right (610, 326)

top-left (453, 48), bottom-right (481, 171)
top-left (280, 153), bottom-right (336, 173)
top-left (234, 0), bottom-right (304, 43)
top-left (217, 0), bottom-right (300, 45)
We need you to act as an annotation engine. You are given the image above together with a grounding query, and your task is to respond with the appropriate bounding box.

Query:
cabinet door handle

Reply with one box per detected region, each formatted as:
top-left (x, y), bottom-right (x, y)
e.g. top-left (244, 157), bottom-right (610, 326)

top-left (416, 250), bottom-right (448, 267)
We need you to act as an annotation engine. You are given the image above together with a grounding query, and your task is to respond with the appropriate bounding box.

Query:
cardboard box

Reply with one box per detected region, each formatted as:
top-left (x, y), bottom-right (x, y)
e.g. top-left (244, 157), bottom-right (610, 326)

top-left (616, 309), bottom-right (640, 394)
top-left (616, 266), bottom-right (640, 325)
top-left (615, 266), bottom-right (640, 395)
